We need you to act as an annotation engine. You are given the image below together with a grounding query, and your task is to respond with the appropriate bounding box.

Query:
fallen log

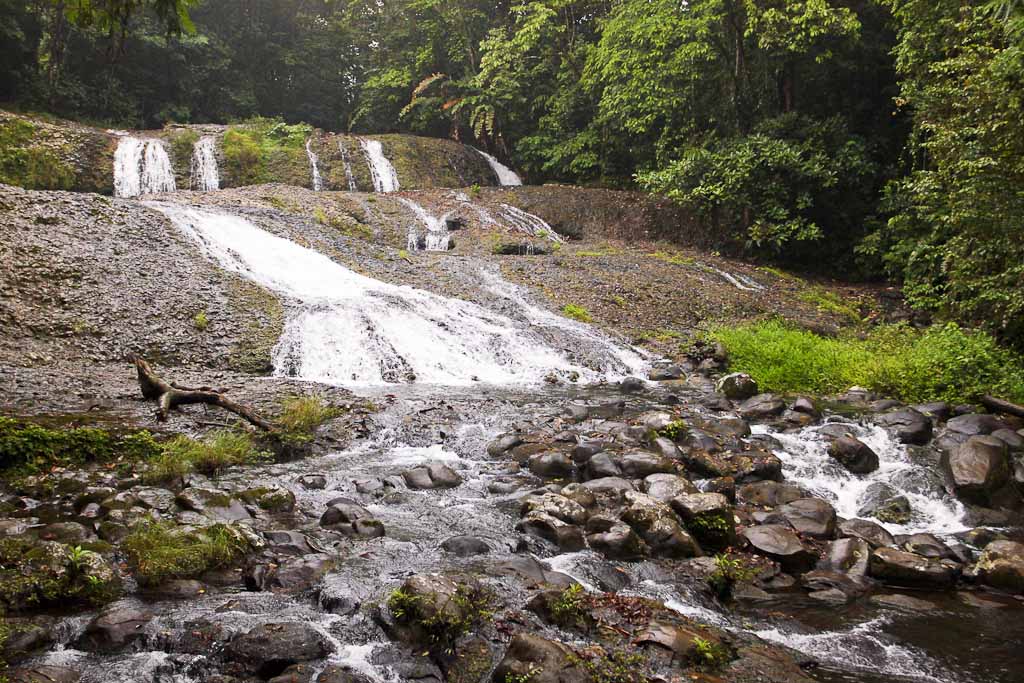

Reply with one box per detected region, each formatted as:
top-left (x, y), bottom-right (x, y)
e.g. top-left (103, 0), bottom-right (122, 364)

top-left (133, 356), bottom-right (273, 431)
top-left (981, 394), bottom-right (1024, 419)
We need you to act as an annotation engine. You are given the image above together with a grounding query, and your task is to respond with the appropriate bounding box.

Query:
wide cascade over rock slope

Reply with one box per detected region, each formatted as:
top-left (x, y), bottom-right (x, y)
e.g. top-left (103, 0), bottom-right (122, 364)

top-left (0, 113), bottom-right (1023, 683)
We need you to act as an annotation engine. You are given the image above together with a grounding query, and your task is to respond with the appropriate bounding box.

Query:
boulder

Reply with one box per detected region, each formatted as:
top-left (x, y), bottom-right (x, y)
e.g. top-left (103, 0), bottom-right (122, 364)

top-left (618, 450), bottom-right (675, 478)
top-left (838, 518), bottom-right (895, 548)
top-left (944, 436), bottom-right (1011, 507)
top-left (728, 451), bottom-right (783, 484)
top-left (520, 493), bottom-right (588, 526)
top-left (901, 533), bottom-right (955, 560)
top-left (579, 477), bottom-right (635, 496)
top-left (857, 483), bottom-right (912, 524)
top-left (586, 522), bottom-right (647, 560)
top-left (716, 373), bottom-right (759, 401)
top-left (175, 487), bottom-right (251, 522)
top-left (670, 492), bottom-right (735, 549)
top-left (642, 473), bottom-right (697, 502)
top-left (621, 492), bottom-right (701, 558)
top-left (76, 604), bottom-right (154, 652)
top-left (528, 452), bottom-right (576, 479)
top-left (975, 540), bottom-right (1024, 593)
top-left (946, 414), bottom-right (1004, 436)
top-left (492, 634), bottom-right (589, 683)
top-left (818, 538), bottom-right (871, 578)
top-left (827, 436), bottom-right (879, 474)
top-left (779, 498), bottom-right (837, 539)
top-left (224, 622), bottom-right (332, 678)
top-left (737, 481), bottom-right (804, 507)
top-left (516, 512), bottom-right (585, 552)
top-left (8, 666), bottom-right (81, 683)
top-left (319, 502), bottom-right (385, 538)
top-left (867, 548), bottom-right (960, 588)
top-left (584, 452), bottom-right (621, 479)
top-left (440, 536), bottom-right (490, 557)
top-left (402, 463), bottom-right (463, 490)
top-left (742, 524), bottom-right (817, 573)
top-left (737, 394), bottom-right (786, 419)
top-left (876, 409), bottom-right (933, 445)
top-left (792, 397), bottom-right (819, 417)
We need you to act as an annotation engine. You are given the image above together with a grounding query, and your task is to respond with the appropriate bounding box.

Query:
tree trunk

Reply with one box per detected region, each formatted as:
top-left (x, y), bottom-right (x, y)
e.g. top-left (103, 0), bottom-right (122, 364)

top-left (133, 357), bottom-right (273, 431)
top-left (981, 394), bottom-right (1024, 419)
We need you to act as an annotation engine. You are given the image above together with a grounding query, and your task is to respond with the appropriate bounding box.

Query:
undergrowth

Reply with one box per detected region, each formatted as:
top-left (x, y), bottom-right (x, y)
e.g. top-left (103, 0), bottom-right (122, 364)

top-left (712, 319), bottom-right (1024, 404)
top-left (0, 118), bottom-right (75, 190)
top-left (122, 520), bottom-right (252, 586)
top-left (0, 418), bottom-right (160, 476)
top-left (222, 117), bottom-right (311, 185)
top-left (143, 430), bottom-right (269, 482)
top-left (275, 395), bottom-right (342, 443)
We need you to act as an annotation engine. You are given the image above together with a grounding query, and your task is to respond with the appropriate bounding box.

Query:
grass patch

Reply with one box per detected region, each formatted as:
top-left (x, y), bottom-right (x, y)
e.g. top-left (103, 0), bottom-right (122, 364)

top-left (193, 310), bottom-right (209, 331)
top-left (759, 265), bottom-right (799, 281)
top-left (799, 286), bottom-right (862, 323)
top-left (122, 521), bottom-right (252, 586)
top-left (314, 206), bottom-right (374, 240)
top-left (275, 395), bottom-right (342, 443)
top-left (143, 430), bottom-right (268, 483)
top-left (222, 117), bottom-right (311, 186)
top-left (712, 319), bottom-right (1024, 404)
top-left (650, 250), bottom-right (694, 266)
top-left (167, 129), bottom-right (199, 169)
top-left (0, 418), bottom-right (160, 477)
top-left (562, 304), bottom-right (593, 323)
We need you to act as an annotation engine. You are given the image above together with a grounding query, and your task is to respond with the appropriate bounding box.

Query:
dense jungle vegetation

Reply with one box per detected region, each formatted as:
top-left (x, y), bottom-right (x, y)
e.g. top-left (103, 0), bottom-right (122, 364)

top-left (1, 0), bottom-right (1022, 349)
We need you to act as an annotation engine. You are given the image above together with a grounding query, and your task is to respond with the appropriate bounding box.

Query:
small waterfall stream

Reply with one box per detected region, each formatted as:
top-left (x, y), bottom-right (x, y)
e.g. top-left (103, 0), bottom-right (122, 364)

top-left (150, 203), bottom-right (644, 386)
top-left (473, 148), bottom-right (523, 186)
top-left (189, 136), bottom-right (220, 191)
top-left (338, 139), bottom-right (359, 191)
top-left (306, 139), bottom-right (324, 191)
top-left (359, 139), bottom-right (400, 192)
top-left (499, 203), bottom-right (563, 242)
top-left (398, 198), bottom-right (451, 251)
top-left (114, 137), bottom-right (176, 197)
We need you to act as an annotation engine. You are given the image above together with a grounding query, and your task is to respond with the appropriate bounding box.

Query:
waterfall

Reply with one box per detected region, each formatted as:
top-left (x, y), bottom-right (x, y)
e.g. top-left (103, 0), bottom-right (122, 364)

top-left (708, 265), bottom-right (763, 291)
top-left (359, 139), bottom-right (400, 193)
top-left (398, 198), bottom-right (451, 251)
top-left (114, 137), bottom-right (176, 198)
top-left (499, 204), bottom-right (563, 242)
top-left (189, 136), bottom-right (220, 191)
top-left (474, 148), bottom-right (523, 186)
top-left (338, 140), bottom-right (359, 191)
top-left (306, 139), bottom-right (323, 191)
top-left (150, 203), bottom-right (644, 386)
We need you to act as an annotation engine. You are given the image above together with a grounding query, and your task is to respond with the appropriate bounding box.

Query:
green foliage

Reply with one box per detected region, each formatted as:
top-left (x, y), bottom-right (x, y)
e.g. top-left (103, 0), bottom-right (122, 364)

top-left (707, 554), bottom-right (757, 601)
top-left (388, 583), bottom-right (492, 651)
top-left (0, 418), bottom-right (160, 475)
top-left (562, 304), bottom-right (593, 323)
top-left (222, 118), bottom-right (311, 186)
top-left (0, 119), bottom-right (75, 190)
top-left (168, 128), bottom-right (200, 166)
top-left (275, 395), bottom-right (342, 443)
top-left (143, 430), bottom-right (268, 483)
top-left (315, 206), bottom-right (374, 240)
top-left (713, 319), bottom-right (1024, 404)
top-left (799, 287), bottom-right (862, 323)
top-left (657, 419), bottom-right (689, 442)
top-left (568, 649), bottom-right (646, 683)
top-left (692, 636), bottom-right (730, 669)
top-left (550, 583), bottom-right (587, 627)
top-left (193, 310), bottom-right (209, 331)
top-left (0, 538), bottom-right (119, 609)
top-left (122, 520), bottom-right (251, 586)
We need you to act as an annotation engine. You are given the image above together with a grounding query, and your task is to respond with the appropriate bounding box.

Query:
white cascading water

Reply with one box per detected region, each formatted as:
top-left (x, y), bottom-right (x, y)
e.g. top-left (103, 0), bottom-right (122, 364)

top-left (473, 147), bottom-right (523, 186)
top-left (398, 198), bottom-right (451, 251)
top-left (114, 136), bottom-right (176, 197)
top-left (499, 203), bottom-right (563, 242)
top-left (150, 204), bottom-right (645, 386)
top-left (708, 265), bottom-right (763, 291)
top-left (306, 139), bottom-right (323, 191)
top-left (338, 140), bottom-right (359, 191)
top-left (754, 421), bottom-right (967, 535)
top-left (189, 136), bottom-right (220, 191)
top-left (359, 138), bottom-right (400, 192)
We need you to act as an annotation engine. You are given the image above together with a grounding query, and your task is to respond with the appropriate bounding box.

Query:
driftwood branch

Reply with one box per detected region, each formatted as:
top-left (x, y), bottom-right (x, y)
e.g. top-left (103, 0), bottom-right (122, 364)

top-left (981, 394), bottom-right (1024, 419)
top-left (133, 357), bottom-right (273, 431)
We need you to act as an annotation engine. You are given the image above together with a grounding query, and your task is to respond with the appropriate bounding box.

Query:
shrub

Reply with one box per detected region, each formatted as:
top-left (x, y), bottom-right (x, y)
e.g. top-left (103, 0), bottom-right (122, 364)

top-left (193, 310), bottom-right (209, 331)
top-left (222, 117), bottom-right (311, 186)
top-left (143, 430), bottom-right (268, 482)
top-left (712, 319), bottom-right (1024, 404)
top-left (550, 583), bottom-right (587, 627)
top-left (168, 129), bottom-right (199, 168)
top-left (122, 521), bottom-right (252, 586)
top-left (562, 304), bottom-right (593, 323)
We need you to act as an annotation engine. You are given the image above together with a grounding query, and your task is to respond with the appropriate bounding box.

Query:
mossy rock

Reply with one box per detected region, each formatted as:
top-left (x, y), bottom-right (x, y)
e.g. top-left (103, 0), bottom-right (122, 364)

top-left (0, 111), bottom-right (112, 193)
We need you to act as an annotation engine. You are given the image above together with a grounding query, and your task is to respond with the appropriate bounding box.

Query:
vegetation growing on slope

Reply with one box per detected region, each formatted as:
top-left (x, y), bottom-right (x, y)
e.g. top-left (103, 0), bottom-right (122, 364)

top-left (122, 521), bottom-right (254, 586)
top-left (221, 118), bottom-right (312, 187)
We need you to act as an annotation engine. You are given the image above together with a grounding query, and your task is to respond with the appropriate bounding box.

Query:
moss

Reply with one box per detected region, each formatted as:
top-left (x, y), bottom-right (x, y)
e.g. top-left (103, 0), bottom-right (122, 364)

top-left (0, 118), bottom-right (76, 190)
top-left (650, 250), bottom-right (694, 266)
top-left (372, 134), bottom-right (494, 190)
top-left (165, 128), bottom-right (200, 185)
top-left (0, 539), bottom-right (119, 611)
top-left (193, 310), bottom-right (209, 331)
top-left (799, 286), bottom-right (862, 323)
top-left (562, 304), bottom-right (593, 323)
top-left (388, 583), bottom-right (493, 651)
top-left (222, 117), bottom-right (312, 188)
top-left (567, 649), bottom-right (646, 683)
top-left (226, 278), bottom-right (284, 374)
top-left (314, 205), bottom-right (374, 240)
top-left (122, 520), bottom-right (253, 587)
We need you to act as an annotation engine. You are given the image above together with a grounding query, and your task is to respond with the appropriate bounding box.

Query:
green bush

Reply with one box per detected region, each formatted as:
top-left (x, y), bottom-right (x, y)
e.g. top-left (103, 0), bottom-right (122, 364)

top-left (122, 521), bottom-right (252, 586)
top-left (0, 418), bottom-right (160, 475)
top-left (222, 117), bottom-right (312, 186)
top-left (144, 430), bottom-right (268, 482)
top-left (712, 320), bottom-right (1024, 404)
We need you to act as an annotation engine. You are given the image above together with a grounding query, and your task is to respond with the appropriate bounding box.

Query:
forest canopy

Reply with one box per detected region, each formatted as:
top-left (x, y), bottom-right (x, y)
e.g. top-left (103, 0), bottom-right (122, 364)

top-left (1, 0), bottom-right (1022, 349)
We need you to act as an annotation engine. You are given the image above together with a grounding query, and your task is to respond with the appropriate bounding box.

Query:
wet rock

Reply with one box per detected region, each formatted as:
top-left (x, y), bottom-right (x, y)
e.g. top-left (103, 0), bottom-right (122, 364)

top-left (384, 573), bottom-right (487, 645)
top-left (8, 666), bottom-right (81, 683)
top-left (319, 501), bottom-right (385, 538)
top-left (944, 436), bottom-right (1012, 507)
top-left (868, 548), bottom-right (960, 588)
top-left (620, 491), bottom-right (701, 558)
top-left (131, 486), bottom-right (177, 512)
top-left (76, 604), bottom-right (154, 652)
top-left (579, 477), bottom-right (634, 496)
top-left (584, 452), bottom-right (621, 479)
top-left (737, 481), bottom-right (804, 507)
top-left (618, 450), bottom-right (675, 478)
top-left (704, 417), bottom-right (751, 439)
top-left (528, 452), bottom-right (576, 479)
top-left (254, 553), bottom-right (336, 593)
top-left (642, 473), bottom-right (698, 503)
top-left (818, 538), bottom-right (870, 578)
top-left (704, 476), bottom-right (736, 502)
top-left (586, 520), bottom-right (646, 560)
top-left (801, 569), bottom-right (868, 603)
top-left (487, 433), bottom-right (524, 457)
top-left (264, 530), bottom-right (318, 556)
top-left (827, 436), bottom-right (879, 474)
top-left (737, 394), bottom-right (786, 419)
top-left (975, 540), bottom-right (1024, 593)
top-left (649, 436), bottom-right (682, 460)
top-left (792, 397), bottom-right (819, 417)
top-left (143, 579), bottom-right (207, 600)
top-left (402, 463), bottom-right (463, 490)
top-left (440, 536), bottom-right (490, 556)
top-left (717, 373), bottom-right (758, 400)
top-left (224, 622), bottom-right (332, 677)
top-left (913, 402), bottom-right (951, 422)
top-left (838, 518), bottom-right (895, 548)
top-left (242, 486), bottom-right (296, 513)
top-left (947, 414), bottom-right (1004, 436)
top-left (670, 492), bottom-right (735, 549)
top-left (876, 409), bottom-right (933, 445)
top-left (493, 634), bottom-right (588, 683)
top-left (857, 483), bottom-right (912, 524)
top-left (992, 428), bottom-right (1024, 451)
top-left (742, 524), bottom-right (817, 573)
top-left (779, 498), bottom-right (837, 539)
top-left (901, 533), bottom-right (955, 560)
top-left (521, 493), bottom-right (588, 525)
top-left (176, 487), bottom-right (251, 522)
top-left (619, 377), bottom-right (645, 393)
top-left (570, 441), bottom-right (606, 464)
top-left (37, 522), bottom-right (93, 544)
top-left (869, 594), bottom-right (938, 612)
top-left (727, 450), bottom-right (783, 483)
top-left (648, 365), bottom-right (685, 381)
top-left (956, 527), bottom-right (1007, 550)
top-left (516, 512), bottom-right (585, 551)
top-left (298, 474), bottom-right (327, 490)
